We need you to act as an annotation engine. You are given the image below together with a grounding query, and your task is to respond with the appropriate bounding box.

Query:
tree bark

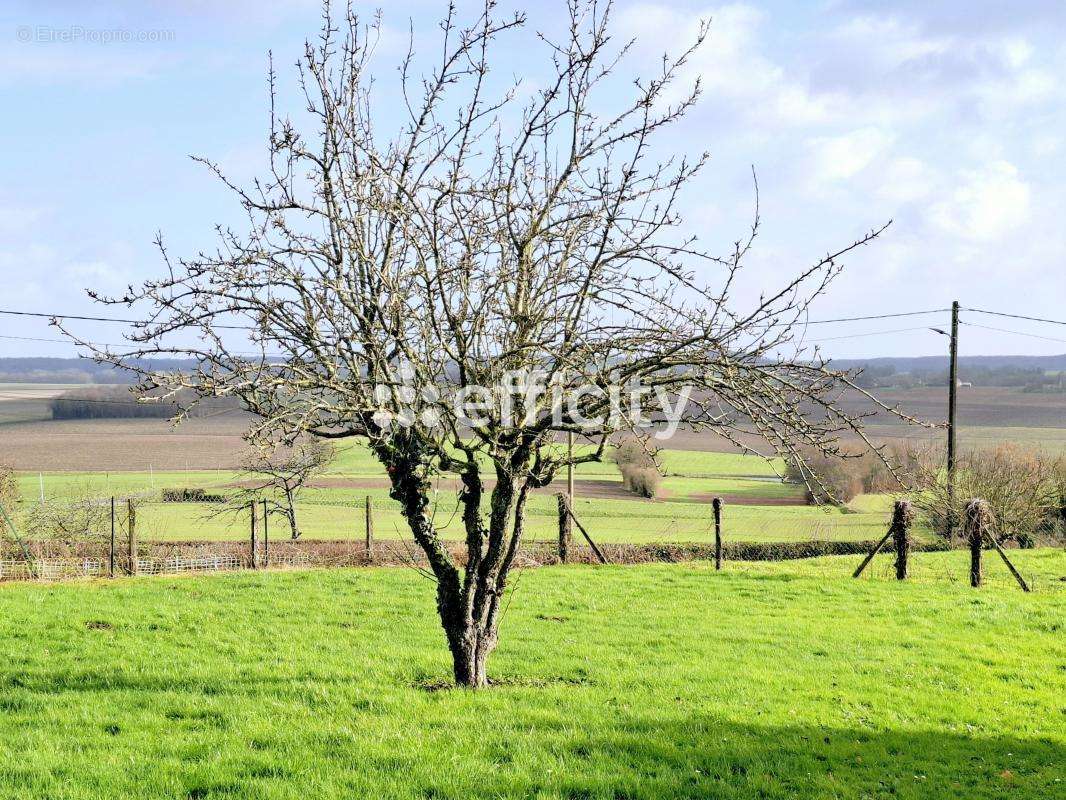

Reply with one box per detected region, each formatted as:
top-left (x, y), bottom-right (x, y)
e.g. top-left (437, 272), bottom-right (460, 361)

top-left (442, 608), bottom-right (495, 689)
top-left (285, 488), bottom-right (300, 539)
top-left (382, 438), bottom-right (533, 689)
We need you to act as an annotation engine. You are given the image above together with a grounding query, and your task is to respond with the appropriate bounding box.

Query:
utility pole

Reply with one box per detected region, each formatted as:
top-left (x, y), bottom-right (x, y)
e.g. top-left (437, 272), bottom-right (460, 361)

top-left (946, 300), bottom-right (960, 539)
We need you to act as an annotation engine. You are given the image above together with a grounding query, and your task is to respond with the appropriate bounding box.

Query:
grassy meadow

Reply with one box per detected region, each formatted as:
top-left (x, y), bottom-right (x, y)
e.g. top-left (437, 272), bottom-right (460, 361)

top-left (0, 387), bottom-right (1063, 800)
top-left (3, 381), bottom-right (1065, 546)
top-left (0, 551), bottom-right (1061, 799)
top-left (12, 444), bottom-right (900, 545)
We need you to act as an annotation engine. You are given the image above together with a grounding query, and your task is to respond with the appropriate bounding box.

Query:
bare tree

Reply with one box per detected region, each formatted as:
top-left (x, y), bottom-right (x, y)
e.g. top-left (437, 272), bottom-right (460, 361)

top-left (65, 1), bottom-right (910, 687)
top-left (24, 486), bottom-right (117, 548)
top-left (224, 438), bottom-right (335, 539)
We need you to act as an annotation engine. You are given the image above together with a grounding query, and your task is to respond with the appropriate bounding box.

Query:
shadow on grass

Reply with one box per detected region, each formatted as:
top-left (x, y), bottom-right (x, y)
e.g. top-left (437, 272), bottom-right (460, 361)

top-left (171, 713), bottom-right (1065, 799)
top-left (3, 665), bottom-right (1062, 799)
top-left (481, 715), bottom-right (1065, 800)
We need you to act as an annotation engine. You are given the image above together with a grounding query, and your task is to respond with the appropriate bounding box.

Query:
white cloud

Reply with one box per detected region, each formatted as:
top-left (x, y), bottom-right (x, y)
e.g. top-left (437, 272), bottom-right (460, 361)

top-left (807, 127), bottom-right (893, 183)
top-left (616, 3), bottom-right (833, 126)
top-left (930, 161), bottom-right (1031, 242)
top-left (830, 15), bottom-right (952, 68)
top-left (875, 157), bottom-right (936, 204)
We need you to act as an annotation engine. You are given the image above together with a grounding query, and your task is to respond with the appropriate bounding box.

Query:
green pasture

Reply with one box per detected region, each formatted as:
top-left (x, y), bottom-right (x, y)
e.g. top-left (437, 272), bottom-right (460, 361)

top-left (0, 551), bottom-right (1061, 799)
top-left (12, 447), bottom-right (870, 544)
top-left (324, 440), bottom-right (787, 478)
top-left (19, 470), bottom-right (240, 503)
top-left (126, 494), bottom-right (894, 543)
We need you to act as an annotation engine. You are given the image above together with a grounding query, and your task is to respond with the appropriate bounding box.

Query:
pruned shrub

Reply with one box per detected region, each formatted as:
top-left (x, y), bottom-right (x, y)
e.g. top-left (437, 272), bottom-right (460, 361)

top-left (623, 466), bottom-right (661, 499)
top-left (911, 443), bottom-right (1064, 546)
top-left (613, 439), bottom-right (662, 499)
top-left (785, 449), bottom-right (861, 505)
top-left (856, 440), bottom-right (918, 494)
top-left (785, 441), bottom-right (917, 506)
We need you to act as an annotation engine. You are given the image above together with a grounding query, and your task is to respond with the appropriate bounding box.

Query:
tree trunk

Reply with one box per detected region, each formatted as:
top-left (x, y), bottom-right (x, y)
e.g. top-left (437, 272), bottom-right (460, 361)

top-left (445, 620), bottom-right (495, 689)
top-left (285, 490), bottom-right (300, 539)
top-left (382, 440), bottom-right (525, 689)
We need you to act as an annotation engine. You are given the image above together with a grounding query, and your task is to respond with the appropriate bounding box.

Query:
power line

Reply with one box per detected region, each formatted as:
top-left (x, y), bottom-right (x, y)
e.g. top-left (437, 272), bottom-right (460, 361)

top-left (0, 332), bottom-right (282, 359)
top-left (0, 308), bottom-right (251, 330)
top-left (1, 305), bottom-right (954, 329)
top-left (804, 308), bottom-right (950, 325)
top-left (960, 321), bottom-right (1066, 345)
top-left (0, 333), bottom-right (133, 348)
top-left (804, 326), bottom-right (938, 343)
top-left (963, 307), bottom-right (1066, 328)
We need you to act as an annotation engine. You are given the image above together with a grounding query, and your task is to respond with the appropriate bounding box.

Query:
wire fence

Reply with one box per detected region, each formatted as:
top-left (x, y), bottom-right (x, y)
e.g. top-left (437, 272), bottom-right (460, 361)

top-left (0, 550), bottom-right (316, 582)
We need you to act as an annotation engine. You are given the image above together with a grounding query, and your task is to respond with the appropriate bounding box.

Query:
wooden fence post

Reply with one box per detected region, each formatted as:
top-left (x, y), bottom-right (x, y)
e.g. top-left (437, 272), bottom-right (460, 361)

top-left (891, 500), bottom-right (911, 580)
top-left (964, 499), bottom-right (989, 588)
top-left (854, 524), bottom-right (895, 578)
top-left (557, 493), bottom-right (572, 563)
top-left (962, 498), bottom-right (1031, 592)
top-left (249, 500), bottom-right (259, 570)
top-left (261, 498), bottom-right (269, 568)
top-left (365, 495), bottom-right (374, 559)
top-left (109, 497), bottom-right (116, 578)
top-left (564, 503), bottom-right (608, 565)
top-left (986, 530), bottom-right (1032, 593)
top-left (855, 499), bottom-right (914, 580)
top-left (127, 498), bottom-right (137, 576)
top-left (712, 497), bottom-right (723, 570)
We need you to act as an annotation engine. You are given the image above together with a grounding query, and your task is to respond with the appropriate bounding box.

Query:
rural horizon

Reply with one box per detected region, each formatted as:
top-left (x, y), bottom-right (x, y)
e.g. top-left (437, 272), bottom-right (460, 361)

top-left (1, 2), bottom-right (1063, 799)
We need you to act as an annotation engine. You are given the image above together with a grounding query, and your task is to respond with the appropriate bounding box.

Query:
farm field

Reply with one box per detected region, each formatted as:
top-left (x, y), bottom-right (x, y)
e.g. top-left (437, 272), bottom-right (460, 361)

top-left (0, 383), bottom-right (82, 425)
top-left (12, 446), bottom-right (903, 544)
top-left (2, 383), bottom-right (1063, 545)
top-left (126, 493), bottom-right (893, 543)
top-left (0, 551), bottom-right (1061, 799)
top-left (2, 384), bottom-right (1066, 470)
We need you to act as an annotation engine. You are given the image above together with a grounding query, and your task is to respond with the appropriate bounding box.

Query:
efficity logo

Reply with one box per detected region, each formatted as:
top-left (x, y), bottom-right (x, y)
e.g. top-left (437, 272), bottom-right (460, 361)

top-left (369, 365), bottom-right (692, 440)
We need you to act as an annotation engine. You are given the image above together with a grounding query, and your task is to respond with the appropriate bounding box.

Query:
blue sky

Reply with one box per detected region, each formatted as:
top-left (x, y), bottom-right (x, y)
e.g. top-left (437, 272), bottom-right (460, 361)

top-left (2, 0), bottom-right (1065, 360)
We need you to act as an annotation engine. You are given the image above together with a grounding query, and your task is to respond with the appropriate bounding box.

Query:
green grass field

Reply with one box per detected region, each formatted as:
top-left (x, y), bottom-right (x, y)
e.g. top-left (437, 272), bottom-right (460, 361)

top-left (0, 551), bottom-right (1061, 799)
top-left (128, 496), bottom-right (892, 543)
top-left (13, 448), bottom-right (900, 544)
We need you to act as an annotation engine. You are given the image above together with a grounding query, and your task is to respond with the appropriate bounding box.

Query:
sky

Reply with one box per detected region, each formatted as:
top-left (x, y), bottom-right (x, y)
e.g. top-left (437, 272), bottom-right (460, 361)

top-left (2, 0), bottom-right (1065, 362)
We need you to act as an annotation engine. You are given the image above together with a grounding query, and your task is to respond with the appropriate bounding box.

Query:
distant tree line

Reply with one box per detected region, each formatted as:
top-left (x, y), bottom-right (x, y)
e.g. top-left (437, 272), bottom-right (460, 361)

top-left (49, 386), bottom-right (241, 420)
top-left (0, 357), bottom-right (209, 384)
top-left (852, 363), bottom-right (1065, 391)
